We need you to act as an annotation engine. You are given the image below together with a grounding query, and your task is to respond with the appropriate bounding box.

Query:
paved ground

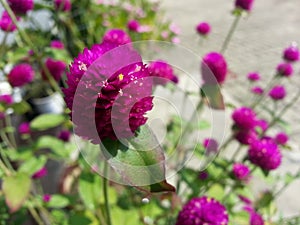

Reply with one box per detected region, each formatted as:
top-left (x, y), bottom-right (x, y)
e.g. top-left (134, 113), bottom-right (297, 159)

top-left (161, 0), bottom-right (300, 218)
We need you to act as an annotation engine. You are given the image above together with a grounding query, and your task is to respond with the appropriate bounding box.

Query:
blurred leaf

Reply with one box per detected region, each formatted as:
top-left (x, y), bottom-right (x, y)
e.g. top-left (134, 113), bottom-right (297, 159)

top-left (36, 136), bottom-right (70, 158)
top-left (47, 195), bottom-right (70, 209)
top-left (30, 114), bottom-right (65, 131)
top-left (18, 156), bottom-right (47, 176)
top-left (11, 101), bottom-right (31, 115)
top-left (3, 173), bottom-right (31, 212)
top-left (7, 47), bottom-right (30, 64)
top-left (68, 213), bottom-right (92, 225)
top-left (284, 173), bottom-right (294, 185)
top-left (255, 191), bottom-right (274, 209)
top-left (201, 85), bottom-right (224, 110)
top-left (207, 184), bottom-right (224, 201)
top-left (198, 120), bottom-right (211, 130)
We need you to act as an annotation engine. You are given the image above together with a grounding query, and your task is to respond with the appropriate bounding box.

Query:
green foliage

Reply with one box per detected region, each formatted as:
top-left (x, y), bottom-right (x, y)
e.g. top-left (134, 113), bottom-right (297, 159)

top-left (30, 114), bottom-right (65, 131)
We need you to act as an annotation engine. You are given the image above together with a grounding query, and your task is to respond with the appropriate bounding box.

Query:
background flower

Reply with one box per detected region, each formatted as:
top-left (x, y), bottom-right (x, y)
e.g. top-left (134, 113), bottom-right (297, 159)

top-left (8, 63), bottom-right (35, 87)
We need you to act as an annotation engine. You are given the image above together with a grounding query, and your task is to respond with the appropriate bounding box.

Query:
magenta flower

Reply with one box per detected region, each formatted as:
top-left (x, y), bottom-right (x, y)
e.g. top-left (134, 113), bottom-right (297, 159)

top-left (203, 138), bottom-right (219, 154)
top-left (175, 196), bottom-right (228, 225)
top-left (248, 138), bottom-right (282, 170)
top-left (198, 171), bottom-right (208, 180)
top-left (0, 94), bottom-right (13, 105)
top-left (247, 72), bottom-right (260, 82)
top-left (8, 0), bottom-right (34, 14)
top-left (276, 63), bottom-right (293, 77)
top-left (103, 29), bottom-right (131, 46)
top-left (232, 107), bottom-right (257, 130)
top-left (8, 63), bottom-right (35, 87)
top-left (42, 58), bottom-right (66, 82)
top-left (54, 0), bottom-right (72, 11)
top-left (127, 20), bottom-right (140, 32)
top-left (43, 194), bottom-right (52, 203)
top-left (251, 86), bottom-right (264, 95)
top-left (233, 163), bottom-right (250, 181)
top-left (64, 42), bottom-right (153, 142)
top-left (50, 40), bottom-right (65, 49)
top-left (196, 22), bottom-right (211, 36)
top-left (18, 122), bottom-right (31, 135)
top-left (0, 112), bottom-right (5, 120)
top-left (201, 52), bottom-right (227, 85)
top-left (238, 195), bottom-right (252, 205)
top-left (250, 212), bottom-right (264, 225)
top-left (255, 119), bottom-right (268, 133)
top-left (32, 167), bottom-right (48, 179)
top-left (58, 130), bottom-right (71, 142)
top-left (0, 11), bottom-right (20, 32)
top-left (235, 0), bottom-right (254, 11)
top-left (148, 60), bottom-right (178, 85)
top-left (275, 132), bottom-right (288, 145)
top-left (283, 44), bottom-right (299, 62)
top-left (268, 85), bottom-right (286, 101)
top-left (235, 129), bottom-right (258, 145)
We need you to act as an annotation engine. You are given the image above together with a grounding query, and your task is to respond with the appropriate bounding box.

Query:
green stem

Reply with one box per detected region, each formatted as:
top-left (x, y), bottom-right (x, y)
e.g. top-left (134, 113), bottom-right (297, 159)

top-left (221, 15), bottom-right (241, 54)
top-left (0, 31), bottom-right (9, 57)
top-left (103, 163), bottom-right (112, 225)
top-left (28, 206), bottom-right (44, 225)
top-left (4, 114), bottom-right (17, 148)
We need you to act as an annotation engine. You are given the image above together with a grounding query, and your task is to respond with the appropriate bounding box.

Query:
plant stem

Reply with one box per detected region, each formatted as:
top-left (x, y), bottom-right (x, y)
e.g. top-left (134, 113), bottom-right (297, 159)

top-left (221, 15), bottom-right (241, 54)
top-left (28, 206), bottom-right (44, 225)
top-left (103, 163), bottom-right (112, 225)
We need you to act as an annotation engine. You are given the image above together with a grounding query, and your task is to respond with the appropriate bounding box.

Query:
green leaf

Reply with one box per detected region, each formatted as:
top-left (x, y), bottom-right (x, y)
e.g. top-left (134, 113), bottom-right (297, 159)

top-left (47, 195), bottom-right (70, 208)
top-left (198, 120), bottom-right (211, 130)
top-left (201, 85), bottom-right (224, 110)
top-left (30, 114), bottom-right (65, 131)
top-left (69, 213), bottom-right (92, 225)
top-left (207, 184), bottom-right (224, 201)
top-left (255, 191), bottom-right (274, 209)
top-left (11, 101), bottom-right (31, 115)
top-left (3, 173), bottom-right (31, 212)
top-left (18, 156), bottom-right (47, 176)
top-left (36, 136), bottom-right (68, 157)
top-left (101, 125), bottom-right (175, 193)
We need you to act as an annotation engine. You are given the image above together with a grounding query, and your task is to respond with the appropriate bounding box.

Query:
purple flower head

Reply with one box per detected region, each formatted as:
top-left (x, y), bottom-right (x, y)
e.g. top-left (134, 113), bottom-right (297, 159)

top-left (0, 112), bottom-right (5, 120)
top-left (0, 11), bottom-right (20, 32)
top-left (54, 0), bottom-right (72, 11)
top-left (233, 163), bottom-right (250, 181)
top-left (32, 167), bottom-right (48, 179)
top-left (201, 52), bottom-right (227, 85)
top-left (18, 122), bottom-right (31, 135)
top-left (148, 60), bottom-right (178, 86)
top-left (250, 212), bottom-right (264, 225)
top-left (64, 42), bottom-right (153, 143)
top-left (238, 195), bottom-right (252, 205)
top-left (175, 196), bottom-right (228, 225)
top-left (247, 72), bottom-right (260, 82)
top-left (196, 22), bottom-right (211, 36)
top-left (43, 194), bottom-right (52, 203)
top-left (251, 86), bottom-right (264, 95)
top-left (248, 138), bottom-right (282, 170)
top-left (255, 119), bottom-right (268, 133)
top-left (235, 0), bottom-right (254, 11)
top-left (283, 44), bottom-right (299, 62)
top-left (0, 94), bottom-right (13, 105)
top-left (232, 107), bottom-right (257, 130)
top-left (268, 85), bottom-right (286, 101)
top-left (103, 29), bottom-right (131, 46)
top-left (8, 0), bottom-right (34, 14)
top-left (58, 130), bottom-right (71, 142)
top-left (127, 20), bottom-right (140, 32)
top-left (276, 63), bottom-right (293, 77)
top-left (275, 132), bottom-right (289, 145)
top-left (198, 171), bottom-right (208, 180)
top-left (8, 63), bottom-right (35, 87)
top-left (235, 129), bottom-right (258, 145)
top-left (203, 138), bottom-right (219, 155)
top-left (42, 58), bottom-right (66, 82)
top-left (50, 40), bottom-right (65, 49)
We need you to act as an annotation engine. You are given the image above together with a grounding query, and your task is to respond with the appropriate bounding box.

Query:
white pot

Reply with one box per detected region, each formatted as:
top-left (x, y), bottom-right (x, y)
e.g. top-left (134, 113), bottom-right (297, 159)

top-left (32, 92), bottom-right (64, 114)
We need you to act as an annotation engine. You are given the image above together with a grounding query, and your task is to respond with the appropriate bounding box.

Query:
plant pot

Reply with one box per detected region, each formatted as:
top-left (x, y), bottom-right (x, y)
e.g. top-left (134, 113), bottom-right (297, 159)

top-left (31, 92), bottom-right (64, 115)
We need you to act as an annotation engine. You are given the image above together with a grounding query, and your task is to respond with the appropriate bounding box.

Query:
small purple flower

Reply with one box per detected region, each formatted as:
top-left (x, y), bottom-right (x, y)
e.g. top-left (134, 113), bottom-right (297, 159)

top-left (8, 0), bottom-right (34, 14)
top-left (32, 167), bottom-right (48, 179)
top-left (276, 63), bottom-right (293, 77)
top-left (201, 52), bottom-right (227, 85)
top-left (43, 194), bottom-right (52, 203)
top-left (255, 119), bottom-right (268, 133)
top-left (127, 20), bottom-right (140, 32)
top-left (54, 0), bottom-right (72, 11)
top-left (198, 171), bottom-right (208, 180)
top-left (103, 29), bottom-right (131, 46)
top-left (18, 122), bottom-right (31, 135)
top-left (148, 60), bottom-right (178, 86)
top-left (275, 132), bottom-right (288, 145)
top-left (235, 129), bottom-right (258, 145)
top-left (42, 58), bottom-right (66, 82)
top-left (251, 86), bottom-right (264, 95)
top-left (203, 138), bottom-right (219, 155)
top-left (283, 44), bottom-right (299, 62)
top-left (0, 11), bottom-right (20, 32)
top-left (58, 130), bottom-right (71, 142)
top-left (238, 195), bottom-right (252, 205)
top-left (232, 107), bottom-right (257, 130)
top-left (233, 163), bottom-right (250, 181)
top-left (0, 94), bottom-right (13, 105)
top-left (196, 22), bottom-right (211, 36)
top-left (247, 72), bottom-right (260, 82)
top-left (250, 212), bottom-right (264, 225)
top-left (8, 63), bottom-right (35, 87)
top-left (268, 85), bottom-right (286, 101)
top-left (175, 196), bottom-right (229, 225)
top-left (235, 0), bottom-right (254, 11)
top-left (50, 40), bottom-right (65, 49)
top-left (248, 138), bottom-right (282, 170)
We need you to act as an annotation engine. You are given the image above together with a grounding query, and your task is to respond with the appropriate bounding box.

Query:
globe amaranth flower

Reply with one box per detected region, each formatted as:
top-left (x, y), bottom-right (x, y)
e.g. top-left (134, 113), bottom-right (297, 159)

top-left (148, 60), bottom-right (178, 86)
top-left (275, 132), bottom-right (289, 145)
top-left (248, 138), bottom-right (282, 170)
top-left (251, 86), bottom-right (264, 95)
top-left (196, 22), bottom-right (211, 36)
top-left (54, 0), bottom-right (72, 11)
top-left (58, 130), bottom-right (71, 142)
top-left (198, 171), bottom-right (208, 180)
top-left (276, 63), bottom-right (293, 77)
top-left (268, 85), bottom-right (286, 101)
top-left (235, 129), bottom-right (258, 145)
top-left (238, 195), bottom-right (252, 205)
top-left (232, 107), bottom-right (257, 130)
top-left (175, 196), bottom-right (228, 225)
top-left (235, 0), bottom-right (254, 11)
top-left (42, 58), bottom-right (66, 82)
top-left (0, 11), bottom-right (20, 32)
top-left (283, 44), bottom-right (299, 62)
top-left (8, 0), bottom-right (34, 14)
top-left (18, 122), bottom-right (31, 135)
top-left (255, 119), bottom-right (268, 133)
top-left (64, 42), bottom-right (153, 142)
top-left (201, 52), bottom-right (227, 85)
top-left (127, 20), bottom-right (140, 32)
top-left (203, 138), bottom-right (219, 154)
top-left (103, 29), bottom-right (131, 46)
top-left (0, 94), bottom-right (13, 105)
top-left (43, 194), bottom-right (52, 203)
top-left (247, 72), bottom-right (260, 81)
top-left (250, 212), bottom-right (264, 225)
top-left (32, 167), bottom-right (48, 179)
top-left (50, 40), bottom-right (65, 49)
top-left (233, 163), bottom-right (251, 181)
top-left (8, 63), bottom-right (35, 87)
